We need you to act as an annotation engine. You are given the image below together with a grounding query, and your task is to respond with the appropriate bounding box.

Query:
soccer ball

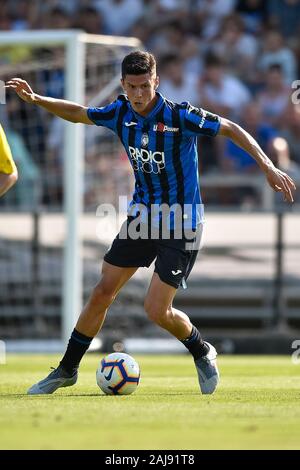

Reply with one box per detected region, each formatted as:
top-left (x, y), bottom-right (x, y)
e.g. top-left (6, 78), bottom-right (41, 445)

top-left (96, 352), bottom-right (140, 395)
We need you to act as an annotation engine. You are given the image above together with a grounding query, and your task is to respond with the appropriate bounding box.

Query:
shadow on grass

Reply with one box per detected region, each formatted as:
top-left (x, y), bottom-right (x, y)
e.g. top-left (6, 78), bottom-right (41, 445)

top-left (0, 393), bottom-right (100, 398)
top-left (0, 394), bottom-right (29, 398)
top-left (1, 391), bottom-right (208, 398)
top-left (62, 392), bottom-right (203, 397)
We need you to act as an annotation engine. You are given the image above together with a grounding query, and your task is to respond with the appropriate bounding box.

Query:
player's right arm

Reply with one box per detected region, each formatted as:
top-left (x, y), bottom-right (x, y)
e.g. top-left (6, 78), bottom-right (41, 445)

top-left (5, 78), bottom-right (93, 125)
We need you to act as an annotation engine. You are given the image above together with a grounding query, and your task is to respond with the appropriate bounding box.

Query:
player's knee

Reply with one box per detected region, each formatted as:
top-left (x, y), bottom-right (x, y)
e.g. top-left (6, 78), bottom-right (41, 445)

top-left (91, 282), bottom-right (116, 308)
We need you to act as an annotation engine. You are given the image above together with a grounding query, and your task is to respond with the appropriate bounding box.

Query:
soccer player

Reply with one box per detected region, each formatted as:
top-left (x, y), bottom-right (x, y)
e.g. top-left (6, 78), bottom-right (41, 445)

top-left (0, 124), bottom-right (18, 197)
top-left (6, 51), bottom-right (296, 395)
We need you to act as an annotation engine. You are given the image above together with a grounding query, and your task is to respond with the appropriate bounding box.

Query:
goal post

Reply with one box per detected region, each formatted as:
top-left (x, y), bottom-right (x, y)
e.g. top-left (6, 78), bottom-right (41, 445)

top-left (64, 32), bottom-right (85, 345)
top-left (0, 30), bottom-right (141, 347)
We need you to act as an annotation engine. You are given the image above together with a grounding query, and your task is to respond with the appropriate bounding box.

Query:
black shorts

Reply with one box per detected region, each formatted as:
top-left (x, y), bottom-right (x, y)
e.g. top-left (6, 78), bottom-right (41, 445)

top-left (104, 219), bottom-right (203, 289)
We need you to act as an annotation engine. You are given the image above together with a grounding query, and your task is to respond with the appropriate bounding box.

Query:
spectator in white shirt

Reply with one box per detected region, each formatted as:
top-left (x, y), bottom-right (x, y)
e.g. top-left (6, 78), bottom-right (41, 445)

top-left (194, 0), bottom-right (236, 39)
top-left (199, 53), bottom-right (251, 120)
top-left (95, 0), bottom-right (143, 35)
top-left (257, 64), bottom-right (290, 129)
top-left (158, 53), bottom-right (200, 105)
top-left (210, 14), bottom-right (258, 80)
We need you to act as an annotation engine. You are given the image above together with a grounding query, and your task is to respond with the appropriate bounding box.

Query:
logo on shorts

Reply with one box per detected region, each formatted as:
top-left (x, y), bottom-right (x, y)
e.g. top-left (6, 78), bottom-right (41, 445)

top-left (172, 270), bottom-right (182, 275)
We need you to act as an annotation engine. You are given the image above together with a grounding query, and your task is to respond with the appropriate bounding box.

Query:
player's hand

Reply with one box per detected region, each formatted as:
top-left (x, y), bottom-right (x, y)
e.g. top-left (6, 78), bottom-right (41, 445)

top-left (5, 78), bottom-right (35, 104)
top-left (265, 166), bottom-right (297, 203)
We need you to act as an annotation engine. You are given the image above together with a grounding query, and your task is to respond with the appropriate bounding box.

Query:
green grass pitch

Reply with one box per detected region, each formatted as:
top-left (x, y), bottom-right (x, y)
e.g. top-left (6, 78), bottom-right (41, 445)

top-left (1, 354), bottom-right (300, 450)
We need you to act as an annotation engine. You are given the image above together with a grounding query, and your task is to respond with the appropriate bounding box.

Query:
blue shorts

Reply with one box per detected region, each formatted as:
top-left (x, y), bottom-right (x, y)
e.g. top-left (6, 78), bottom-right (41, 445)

top-left (104, 218), bottom-right (203, 289)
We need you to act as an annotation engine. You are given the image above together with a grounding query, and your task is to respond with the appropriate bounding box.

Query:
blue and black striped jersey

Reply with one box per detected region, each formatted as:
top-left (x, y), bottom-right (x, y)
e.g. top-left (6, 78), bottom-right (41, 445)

top-left (87, 92), bottom-right (220, 229)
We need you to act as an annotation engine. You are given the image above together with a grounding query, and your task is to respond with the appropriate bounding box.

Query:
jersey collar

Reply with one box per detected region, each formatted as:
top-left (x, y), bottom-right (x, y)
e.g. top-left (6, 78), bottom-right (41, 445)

top-left (129, 92), bottom-right (165, 123)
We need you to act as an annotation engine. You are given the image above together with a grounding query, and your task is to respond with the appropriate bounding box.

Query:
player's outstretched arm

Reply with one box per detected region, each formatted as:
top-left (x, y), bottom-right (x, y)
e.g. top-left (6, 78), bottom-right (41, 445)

top-left (5, 78), bottom-right (93, 125)
top-left (219, 117), bottom-right (297, 203)
top-left (0, 171), bottom-right (18, 197)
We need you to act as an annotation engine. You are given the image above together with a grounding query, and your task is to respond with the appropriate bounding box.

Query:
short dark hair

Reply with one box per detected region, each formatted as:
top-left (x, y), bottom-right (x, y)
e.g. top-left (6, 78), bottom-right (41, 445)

top-left (121, 51), bottom-right (156, 78)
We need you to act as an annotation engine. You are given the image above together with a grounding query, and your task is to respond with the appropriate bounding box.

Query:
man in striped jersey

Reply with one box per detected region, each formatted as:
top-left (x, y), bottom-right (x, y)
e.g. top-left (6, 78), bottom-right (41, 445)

top-left (7, 51), bottom-right (296, 395)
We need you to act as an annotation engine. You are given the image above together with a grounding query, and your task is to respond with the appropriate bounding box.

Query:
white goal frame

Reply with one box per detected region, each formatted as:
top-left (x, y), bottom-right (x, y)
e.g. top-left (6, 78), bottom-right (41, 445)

top-left (0, 30), bottom-right (141, 347)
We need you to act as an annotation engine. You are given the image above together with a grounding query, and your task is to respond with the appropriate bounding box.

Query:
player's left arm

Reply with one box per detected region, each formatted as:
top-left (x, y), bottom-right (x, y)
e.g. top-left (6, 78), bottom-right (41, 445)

top-left (219, 117), bottom-right (297, 203)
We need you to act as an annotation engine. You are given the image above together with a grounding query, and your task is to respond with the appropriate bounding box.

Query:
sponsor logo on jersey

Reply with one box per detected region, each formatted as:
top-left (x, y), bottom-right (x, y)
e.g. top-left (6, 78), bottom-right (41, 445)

top-left (128, 146), bottom-right (165, 174)
top-left (153, 122), bottom-right (179, 133)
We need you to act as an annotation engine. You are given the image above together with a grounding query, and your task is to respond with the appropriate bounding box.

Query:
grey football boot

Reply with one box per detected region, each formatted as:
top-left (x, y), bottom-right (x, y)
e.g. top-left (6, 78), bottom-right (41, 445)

top-left (27, 366), bottom-right (78, 395)
top-left (194, 342), bottom-right (220, 394)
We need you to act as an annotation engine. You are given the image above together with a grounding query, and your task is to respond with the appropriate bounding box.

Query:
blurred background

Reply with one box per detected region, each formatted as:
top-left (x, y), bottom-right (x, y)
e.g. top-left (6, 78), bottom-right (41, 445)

top-left (0, 0), bottom-right (299, 354)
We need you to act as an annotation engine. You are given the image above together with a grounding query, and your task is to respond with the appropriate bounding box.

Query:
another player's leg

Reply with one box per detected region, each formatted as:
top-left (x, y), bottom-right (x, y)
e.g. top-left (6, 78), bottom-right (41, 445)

top-left (27, 262), bottom-right (138, 395)
top-left (144, 275), bottom-right (219, 395)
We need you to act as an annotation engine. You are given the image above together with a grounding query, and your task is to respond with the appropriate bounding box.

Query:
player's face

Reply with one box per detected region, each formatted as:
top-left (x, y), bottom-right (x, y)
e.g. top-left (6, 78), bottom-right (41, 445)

top-left (121, 73), bottom-right (159, 116)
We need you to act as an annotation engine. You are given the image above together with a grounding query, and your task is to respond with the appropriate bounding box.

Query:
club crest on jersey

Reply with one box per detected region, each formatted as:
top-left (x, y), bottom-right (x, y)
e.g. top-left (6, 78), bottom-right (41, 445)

top-left (153, 122), bottom-right (179, 133)
top-left (141, 132), bottom-right (149, 147)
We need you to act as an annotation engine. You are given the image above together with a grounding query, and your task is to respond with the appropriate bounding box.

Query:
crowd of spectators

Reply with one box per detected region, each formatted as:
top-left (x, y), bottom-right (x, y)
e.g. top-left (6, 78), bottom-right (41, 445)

top-left (1, 0), bottom-right (300, 208)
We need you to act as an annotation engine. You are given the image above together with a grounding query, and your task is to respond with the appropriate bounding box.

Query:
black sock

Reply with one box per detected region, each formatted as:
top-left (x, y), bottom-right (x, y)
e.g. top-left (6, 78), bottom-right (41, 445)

top-left (181, 326), bottom-right (209, 360)
top-left (60, 329), bottom-right (93, 375)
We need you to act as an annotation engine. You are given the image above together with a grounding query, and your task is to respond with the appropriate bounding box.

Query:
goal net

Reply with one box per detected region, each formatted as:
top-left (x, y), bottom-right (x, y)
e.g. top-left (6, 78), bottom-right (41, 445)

top-left (0, 30), bottom-right (141, 348)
